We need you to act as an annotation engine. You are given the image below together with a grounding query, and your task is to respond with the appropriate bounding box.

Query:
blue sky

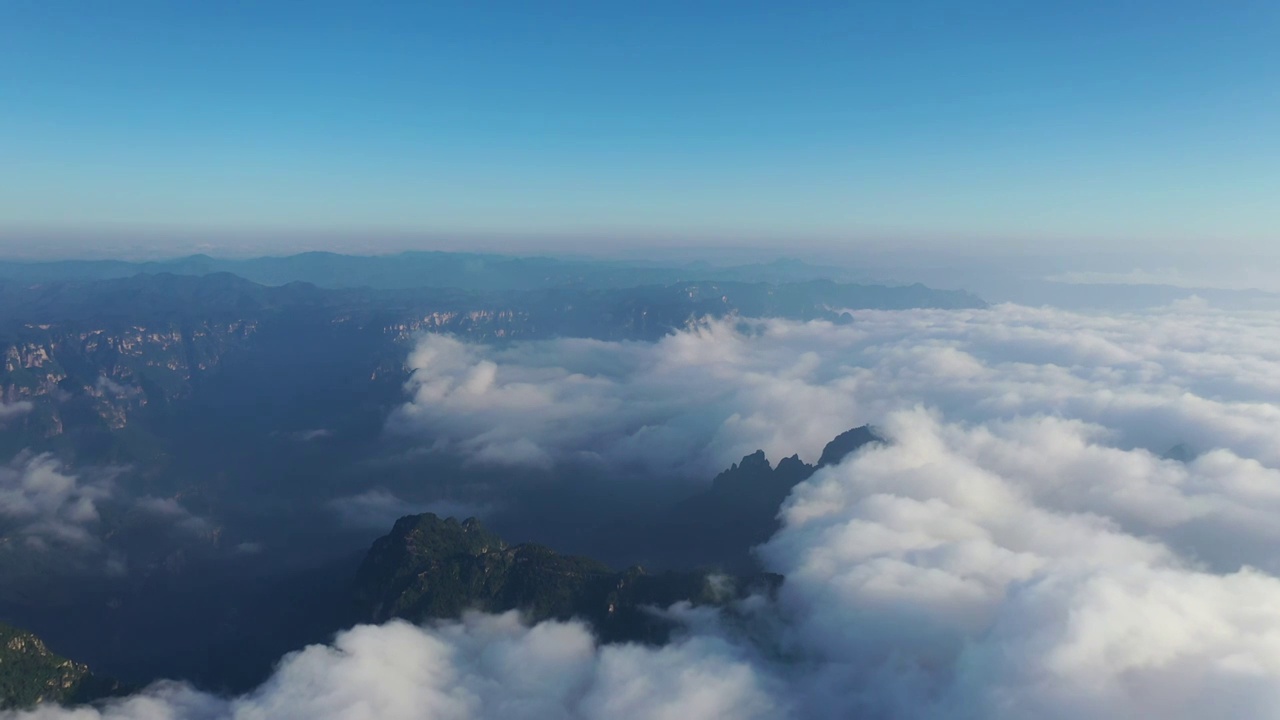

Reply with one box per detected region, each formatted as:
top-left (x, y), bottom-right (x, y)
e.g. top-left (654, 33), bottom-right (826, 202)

top-left (2, 1), bottom-right (1277, 256)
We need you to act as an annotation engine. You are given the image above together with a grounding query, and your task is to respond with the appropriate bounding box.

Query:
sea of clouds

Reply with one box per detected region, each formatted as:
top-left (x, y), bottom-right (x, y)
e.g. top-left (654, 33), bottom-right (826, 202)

top-left (14, 301), bottom-right (1280, 719)
top-left (390, 300), bottom-right (1280, 477)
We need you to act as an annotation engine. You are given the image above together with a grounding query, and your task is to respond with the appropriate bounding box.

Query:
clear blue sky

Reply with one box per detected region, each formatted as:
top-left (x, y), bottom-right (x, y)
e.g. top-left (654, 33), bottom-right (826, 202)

top-left (2, 0), bottom-right (1278, 256)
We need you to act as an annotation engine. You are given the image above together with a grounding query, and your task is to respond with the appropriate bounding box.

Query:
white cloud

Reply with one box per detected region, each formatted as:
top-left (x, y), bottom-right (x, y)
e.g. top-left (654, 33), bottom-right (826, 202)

top-left (0, 399), bottom-right (33, 422)
top-left (95, 376), bottom-right (141, 399)
top-left (0, 454), bottom-right (217, 562)
top-left (6, 614), bottom-right (780, 720)
top-left (391, 304), bottom-right (1280, 479)
top-left (389, 326), bottom-right (876, 478)
top-left (133, 496), bottom-right (216, 537)
top-left (289, 429), bottom-right (333, 442)
top-left (0, 452), bottom-right (111, 547)
top-left (759, 409), bottom-right (1280, 719)
top-left (22, 303), bottom-right (1280, 718)
top-left (329, 489), bottom-right (489, 531)
top-left (383, 303), bottom-right (1280, 718)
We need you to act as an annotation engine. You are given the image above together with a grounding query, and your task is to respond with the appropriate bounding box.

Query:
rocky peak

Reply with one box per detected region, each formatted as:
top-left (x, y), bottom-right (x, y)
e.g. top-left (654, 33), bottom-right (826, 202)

top-left (817, 425), bottom-right (881, 468)
top-left (380, 513), bottom-right (508, 560)
top-left (352, 513), bottom-right (747, 643)
top-left (0, 623), bottom-right (115, 710)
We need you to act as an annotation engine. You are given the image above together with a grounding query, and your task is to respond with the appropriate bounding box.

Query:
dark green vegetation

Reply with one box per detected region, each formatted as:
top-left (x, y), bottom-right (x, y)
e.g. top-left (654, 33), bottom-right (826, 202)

top-left (350, 426), bottom-right (883, 643)
top-left (350, 428), bottom-right (880, 643)
top-left (353, 514), bottom-right (772, 643)
top-left (0, 623), bottom-right (115, 709)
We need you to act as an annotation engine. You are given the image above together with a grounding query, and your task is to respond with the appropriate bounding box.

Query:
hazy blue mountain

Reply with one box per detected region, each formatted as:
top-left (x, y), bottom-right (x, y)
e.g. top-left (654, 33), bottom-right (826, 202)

top-left (1163, 443), bottom-right (1197, 463)
top-left (0, 251), bottom-right (869, 291)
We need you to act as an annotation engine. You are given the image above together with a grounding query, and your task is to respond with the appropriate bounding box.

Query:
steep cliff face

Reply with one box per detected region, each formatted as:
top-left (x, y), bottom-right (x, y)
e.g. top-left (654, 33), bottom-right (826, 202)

top-left (1, 321), bottom-right (257, 439)
top-left (625, 425), bottom-right (884, 572)
top-left (0, 623), bottom-right (111, 709)
top-left (0, 277), bottom-right (541, 444)
top-left (382, 309), bottom-right (530, 341)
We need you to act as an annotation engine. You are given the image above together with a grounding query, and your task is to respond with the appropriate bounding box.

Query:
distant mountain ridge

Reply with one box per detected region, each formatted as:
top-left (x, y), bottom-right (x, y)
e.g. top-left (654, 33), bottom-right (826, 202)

top-left (0, 251), bottom-right (874, 291)
top-left (0, 272), bottom-right (983, 325)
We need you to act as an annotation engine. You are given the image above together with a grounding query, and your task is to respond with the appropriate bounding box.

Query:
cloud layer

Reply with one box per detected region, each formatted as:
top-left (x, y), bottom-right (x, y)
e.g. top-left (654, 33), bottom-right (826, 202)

top-left (762, 409), bottom-right (1280, 718)
top-left (9, 613), bottom-right (779, 720)
top-left (391, 303), bottom-right (1280, 478)
top-left (0, 399), bottom-right (33, 421)
top-left (0, 451), bottom-right (111, 548)
top-left (18, 302), bottom-right (1280, 718)
top-left (328, 489), bottom-right (489, 531)
top-left (0, 451), bottom-right (215, 571)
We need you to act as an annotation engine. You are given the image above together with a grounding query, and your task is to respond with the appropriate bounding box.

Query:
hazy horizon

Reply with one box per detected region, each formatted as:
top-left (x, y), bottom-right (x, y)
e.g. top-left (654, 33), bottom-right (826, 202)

top-left (5, 233), bottom-right (1280, 294)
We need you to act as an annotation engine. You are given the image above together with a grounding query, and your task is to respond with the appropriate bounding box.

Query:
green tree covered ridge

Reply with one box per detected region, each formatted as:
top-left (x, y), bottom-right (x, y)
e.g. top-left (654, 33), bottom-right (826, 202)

top-left (0, 622), bottom-right (114, 709)
top-left (353, 514), bottom-right (775, 643)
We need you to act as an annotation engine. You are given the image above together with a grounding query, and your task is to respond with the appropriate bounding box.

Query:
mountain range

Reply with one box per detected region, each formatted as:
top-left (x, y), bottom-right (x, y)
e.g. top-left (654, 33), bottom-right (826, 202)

top-left (0, 423), bottom-right (881, 708)
top-left (0, 252), bottom-right (874, 291)
top-left (2, 266), bottom-right (976, 460)
top-left (0, 252), bottom-right (914, 709)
